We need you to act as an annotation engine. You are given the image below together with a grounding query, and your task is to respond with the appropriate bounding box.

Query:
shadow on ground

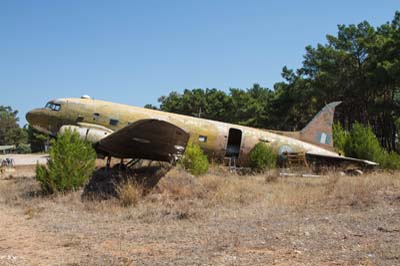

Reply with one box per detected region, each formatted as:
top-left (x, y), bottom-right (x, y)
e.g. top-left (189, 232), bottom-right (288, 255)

top-left (82, 162), bottom-right (172, 200)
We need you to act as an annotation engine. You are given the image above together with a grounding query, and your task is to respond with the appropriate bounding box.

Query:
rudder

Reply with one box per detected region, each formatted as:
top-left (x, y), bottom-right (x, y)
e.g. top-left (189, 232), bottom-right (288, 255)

top-left (299, 102), bottom-right (341, 150)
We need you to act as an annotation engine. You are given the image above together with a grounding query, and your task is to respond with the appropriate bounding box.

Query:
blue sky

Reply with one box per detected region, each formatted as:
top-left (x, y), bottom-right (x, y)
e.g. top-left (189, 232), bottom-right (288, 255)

top-left (0, 1), bottom-right (398, 125)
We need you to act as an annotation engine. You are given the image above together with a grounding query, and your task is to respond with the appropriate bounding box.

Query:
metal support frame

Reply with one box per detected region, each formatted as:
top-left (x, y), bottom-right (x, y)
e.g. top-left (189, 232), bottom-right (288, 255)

top-left (106, 156), bottom-right (111, 169)
top-left (126, 158), bottom-right (142, 169)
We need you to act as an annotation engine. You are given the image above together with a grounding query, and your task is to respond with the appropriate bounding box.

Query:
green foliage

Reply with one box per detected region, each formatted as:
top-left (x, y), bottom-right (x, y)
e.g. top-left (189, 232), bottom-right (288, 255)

top-left (333, 122), bottom-right (348, 155)
top-left (0, 106), bottom-right (27, 145)
top-left (343, 122), bottom-right (400, 169)
top-left (379, 151), bottom-right (400, 170)
top-left (26, 125), bottom-right (48, 152)
top-left (143, 104), bottom-right (158, 110)
top-left (35, 164), bottom-right (54, 193)
top-left (158, 85), bottom-right (274, 128)
top-left (35, 129), bottom-right (96, 194)
top-left (180, 141), bottom-right (209, 176)
top-left (145, 11), bottom-right (400, 169)
top-left (151, 11), bottom-right (400, 150)
top-left (16, 143), bottom-right (31, 154)
top-left (249, 142), bottom-right (277, 172)
top-left (344, 122), bottom-right (382, 162)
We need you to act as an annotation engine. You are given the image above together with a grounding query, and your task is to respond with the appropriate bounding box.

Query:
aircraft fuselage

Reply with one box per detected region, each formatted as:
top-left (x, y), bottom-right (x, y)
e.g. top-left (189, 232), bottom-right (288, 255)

top-left (26, 97), bottom-right (338, 166)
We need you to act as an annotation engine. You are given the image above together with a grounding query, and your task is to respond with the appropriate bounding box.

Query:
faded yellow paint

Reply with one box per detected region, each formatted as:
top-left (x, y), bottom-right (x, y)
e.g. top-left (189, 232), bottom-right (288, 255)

top-left (26, 97), bottom-right (340, 166)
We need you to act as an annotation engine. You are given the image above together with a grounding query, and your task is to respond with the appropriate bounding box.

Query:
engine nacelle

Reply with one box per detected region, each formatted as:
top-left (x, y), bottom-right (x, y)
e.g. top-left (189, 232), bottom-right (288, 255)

top-left (59, 124), bottom-right (113, 143)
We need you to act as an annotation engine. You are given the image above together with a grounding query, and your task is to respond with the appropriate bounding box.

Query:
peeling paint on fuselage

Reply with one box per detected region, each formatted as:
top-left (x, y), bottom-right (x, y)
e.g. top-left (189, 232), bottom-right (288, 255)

top-left (28, 98), bottom-right (339, 166)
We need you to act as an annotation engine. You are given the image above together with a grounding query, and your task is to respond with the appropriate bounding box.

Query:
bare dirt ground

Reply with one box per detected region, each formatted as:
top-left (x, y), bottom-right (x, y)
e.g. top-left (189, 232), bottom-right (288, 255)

top-left (0, 164), bottom-right (400, 266)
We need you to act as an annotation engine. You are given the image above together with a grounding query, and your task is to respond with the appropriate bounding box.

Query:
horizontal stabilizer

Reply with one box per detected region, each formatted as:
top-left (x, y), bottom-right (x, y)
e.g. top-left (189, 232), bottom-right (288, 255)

top-left (306, 151), bottom-right (378, 168)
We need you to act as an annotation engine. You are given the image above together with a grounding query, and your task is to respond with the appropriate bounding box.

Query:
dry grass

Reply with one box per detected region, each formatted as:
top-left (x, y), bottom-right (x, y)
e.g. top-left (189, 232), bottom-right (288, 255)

top-left (152, 168), bottom-right (400, 212)
top-left (326, 171), bottom-right (399, 207)
top-left (115, 180), bottom-right (142, 207)
top-left (154, 167), bottom-right (267, 208)
top-left (1, 165), bottom-right (400, 265)
top-left (260, 171), bottom-right (400, 211)
top-left (203, 174), bottom-right (265, 206)
top-left (2, 166), bottom-right (399, 218)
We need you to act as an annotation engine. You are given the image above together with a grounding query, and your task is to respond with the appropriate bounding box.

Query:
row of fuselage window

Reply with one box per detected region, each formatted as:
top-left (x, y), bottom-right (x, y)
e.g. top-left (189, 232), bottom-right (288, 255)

top-left (47, 106), bottom-right (210, 143)
top-left (91, 114), bottom-right (209, 143)
top-left (45, 103), bottom-right (120, 127)
top-left (93, 114), bottom-right (119, 126)
top-left (92, 112), bottom-right (209, 141)
top-left (76, 113), bottom-right (120, 127)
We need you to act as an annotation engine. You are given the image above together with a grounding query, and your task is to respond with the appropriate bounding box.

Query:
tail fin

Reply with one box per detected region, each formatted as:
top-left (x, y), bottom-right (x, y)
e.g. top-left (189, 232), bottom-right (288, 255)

top-left (300, 102), bottom-right (341, 150)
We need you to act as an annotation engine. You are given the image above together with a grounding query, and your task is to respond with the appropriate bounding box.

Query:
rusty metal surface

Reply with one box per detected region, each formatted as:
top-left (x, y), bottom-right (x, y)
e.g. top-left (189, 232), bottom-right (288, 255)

top-left (26, 98), bottom-right (359, 166)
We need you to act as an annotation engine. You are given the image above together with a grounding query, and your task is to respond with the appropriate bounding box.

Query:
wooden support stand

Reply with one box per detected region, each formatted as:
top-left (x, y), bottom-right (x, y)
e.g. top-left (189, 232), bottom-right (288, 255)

top-left (283, 152), bottom-right (309, 168)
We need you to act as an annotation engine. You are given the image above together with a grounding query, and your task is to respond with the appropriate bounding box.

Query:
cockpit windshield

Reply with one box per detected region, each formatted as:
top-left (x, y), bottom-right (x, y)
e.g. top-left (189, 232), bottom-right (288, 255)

top-left (45, 102), bottom-right (61, 111)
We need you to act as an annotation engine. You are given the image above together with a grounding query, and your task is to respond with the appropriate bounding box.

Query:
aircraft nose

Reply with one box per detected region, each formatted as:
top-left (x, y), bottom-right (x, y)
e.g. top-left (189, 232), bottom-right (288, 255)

top-left (26, 109), bottom-right (41, 125)
top-left (26, 108), bottom-right (54, 135)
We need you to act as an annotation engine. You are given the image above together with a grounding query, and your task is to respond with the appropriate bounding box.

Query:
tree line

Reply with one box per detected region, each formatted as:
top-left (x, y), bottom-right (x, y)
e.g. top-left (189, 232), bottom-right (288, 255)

top-left (148, 11), bottom-right (400, 151)
top-left (0, 106), bottom-right (47, 153)
top-left (1, 11), bottom-right (399, 153)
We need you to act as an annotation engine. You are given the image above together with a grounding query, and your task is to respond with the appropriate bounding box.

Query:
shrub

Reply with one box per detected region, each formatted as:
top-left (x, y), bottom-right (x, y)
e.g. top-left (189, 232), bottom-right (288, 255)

top-left (249, 142), bottom-right (277, 172)
top-left (332, 122), bottom-right (348, 155)
top-left (342, 122), bottom-right (400, 169)
top-left (379, 151), bottom-right (400, 170)
top-left (180, 141), bottom-right (209, 176)
top-left (35, 163), bottom-right (54, 193)
top-left (35, 129), bottom-right (96, 194)
top-left (344, 122), bottom-right (382, 162)
top-left (16, 143), bottom-right (32, 154)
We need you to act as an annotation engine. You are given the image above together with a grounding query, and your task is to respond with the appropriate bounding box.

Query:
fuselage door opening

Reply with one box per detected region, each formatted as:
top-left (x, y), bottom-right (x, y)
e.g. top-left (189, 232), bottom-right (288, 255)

top-left (225, 128), bottom-right (242, 158)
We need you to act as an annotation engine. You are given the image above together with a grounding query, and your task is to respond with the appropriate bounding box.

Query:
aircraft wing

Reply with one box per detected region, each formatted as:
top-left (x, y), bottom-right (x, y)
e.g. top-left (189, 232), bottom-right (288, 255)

top-left (306, 151), bottom-right (378, 168)
top-left (95, 119), bottom-right (190, 162)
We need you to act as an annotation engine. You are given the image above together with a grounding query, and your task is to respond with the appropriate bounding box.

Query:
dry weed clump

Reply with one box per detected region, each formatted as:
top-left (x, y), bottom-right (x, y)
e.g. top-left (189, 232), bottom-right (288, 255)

top-left (23, 206), bottom-right (45, 220)
top-left (204, 175), bottom-right (266, 206)
top-left (198, 174), bottom-right (225, 192)
top-left (154, 167), bottom-right (399, 212)
top-left (155, 167), bottom-right (267, 208)
top-left (326, 172), bottom-right (400, 208)
top-left (0, 176), bottom-right (42, 207)
top-left (137, 170), bottom-right (268, 221)
top-left (264, 169), bottom-right (280, 183)
top-left (268, 178), bottom-right (327, 209)
top-left (116, 180), bottom-right (143, 207)
top-left (156, 168), bottom-right (205, 201)
top-left (267, 171), bottom-right (400, 210)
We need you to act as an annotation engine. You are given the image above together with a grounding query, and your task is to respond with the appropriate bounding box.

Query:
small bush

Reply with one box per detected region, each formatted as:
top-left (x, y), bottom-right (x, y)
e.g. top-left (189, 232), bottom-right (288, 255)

top-left (341, 122), bottom-right (400, 169)
top-left (35, 129), bottom-right (96, 194)
top-left (249, 142), bottom-right (277, 172)
top-left (16, 143), bottom-right (32, 154)
top-left (180, 141), bottom-right (209, 176)
top-left (332, 122), bottom-right (347, 155)
top-left (344, 122), bottom-right (382, 162)
top-left (379, 151), bottom-right (400, 170)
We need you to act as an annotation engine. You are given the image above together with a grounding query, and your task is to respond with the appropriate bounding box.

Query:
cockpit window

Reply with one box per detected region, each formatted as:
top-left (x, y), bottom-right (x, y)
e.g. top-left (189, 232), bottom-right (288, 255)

top-left (45, 102), bottom-right (61, 111)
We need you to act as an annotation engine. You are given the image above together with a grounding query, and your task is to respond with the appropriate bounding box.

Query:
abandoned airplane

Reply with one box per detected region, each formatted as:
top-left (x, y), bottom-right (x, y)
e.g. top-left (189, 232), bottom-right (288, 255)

top-left (26, 96), bottom-right (377, 169)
